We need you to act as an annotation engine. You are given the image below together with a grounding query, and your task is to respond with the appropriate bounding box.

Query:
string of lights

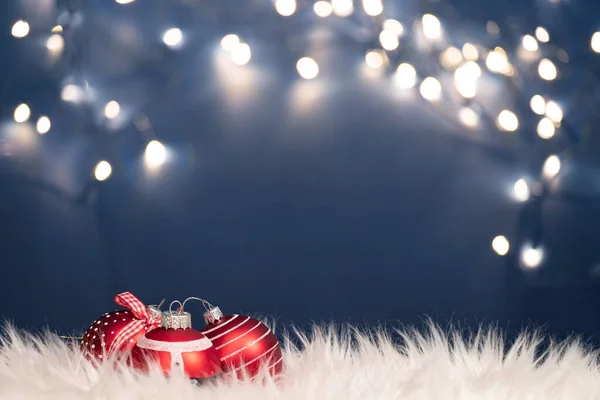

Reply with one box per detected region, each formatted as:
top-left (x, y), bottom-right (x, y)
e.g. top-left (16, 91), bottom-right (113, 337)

top-left (5, 0), bottom-right (600, 274)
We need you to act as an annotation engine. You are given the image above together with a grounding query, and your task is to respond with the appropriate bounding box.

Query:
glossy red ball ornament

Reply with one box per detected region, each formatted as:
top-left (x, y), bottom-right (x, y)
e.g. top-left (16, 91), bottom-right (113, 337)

top-left (81, 292), bottom-right (161, 362)
top-left (201, 306), bottom-right (283, 378)
top-left (132, 311), bottom-right (223, 379)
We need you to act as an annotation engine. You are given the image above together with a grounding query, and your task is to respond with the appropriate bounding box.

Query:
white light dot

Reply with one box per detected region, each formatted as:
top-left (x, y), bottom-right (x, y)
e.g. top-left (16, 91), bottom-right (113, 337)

top-left (492, 235), bottom-right (510, 256)
top-left (538, 58), bottom-right (557, 81)
top-left (422, 14), bottom-right (442, 40)
top-left (458, 107), bottom-right (479, 128)
top-left (379, 30), bottom-right (399, 51)
top-left (592, 32), bottom-right (600, 53)
top-left (362, 0), bottom-right (383, 16)
top-left (537, 117), bottom-right (555, 139)
top-left (313, 1), bottom-right (333, 17)
top-left (542, 155), bottom-right (561, 179)
top-left (162, 28), bottom-right (183, 48)
top-left (220, 34), bottom-right (240, 51)
top-left (365, 50), bottom-right (384, 69)
top-left (486, 48), bottom-right (509, 73)
top-left (51, 25), bottom-right (63, 33)
top-left (395, 63), bottom-right (417, 89)
top-left (522, 35), bottom-right (539, 52)
top-left (11, 20), bottom-right (29, 38)
top-left (530, 95), bottom-right (546, 115)
top-left (513, 179), bottom-right (530, 202)
top-left (61, 84), bottom-right (85, 103)
top-left (104, 101), bottom-right (120, 119)
top-left (497, 110), bottom-right (519, 132)
top-left (440, 47), bottom-right (463, 69)
top-left (486, 21), bottom-right (500, 36)
top-left (36, 116), bottom-right (51, 134)
top-left (46, 34), bottom-right (65, 54)
top-left (382, 19), bottom-right (404, 37)
top-left (462, 43), bottom-right (479, 61)
top-left (144, 140), bottom-right (167, 169)
top-left (94, 161), bottom-right (112, 182)
top-left (419, 77), bottom-right (442, 102)
top-left (296, 57), bottom-right (319, 80)
top-left (331, 0), bottom-right (354, 17)
top-left (520, 245), bottom-right (544, 269)
top-left (535, 27), bottom-right (549, 43)
top-left (13, 104), bottom-right (31, 123)
top-left (454, 62), bottom-right (480, 99)
top-left (116, 0), bottom-right (135, 4)
top-left (275, 0), bottom-right (296, 16)
top-left (545, 101), bottom-right (563, 123)
top-left (231, 42), bottom-right (251, 65)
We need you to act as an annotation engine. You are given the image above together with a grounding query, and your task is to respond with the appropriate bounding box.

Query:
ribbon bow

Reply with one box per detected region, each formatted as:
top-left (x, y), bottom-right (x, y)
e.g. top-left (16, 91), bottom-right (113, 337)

top-left (109, 292), bottom-right (162, 355)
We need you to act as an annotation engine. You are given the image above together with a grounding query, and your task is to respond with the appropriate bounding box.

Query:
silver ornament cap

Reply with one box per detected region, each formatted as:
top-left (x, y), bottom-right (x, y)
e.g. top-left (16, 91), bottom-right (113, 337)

top-left (203, 306), bottom-right (223, 325)
top-left (162, 311), bottom-right (192, 330)
top-left (148, 305), bottom-right (163, 320)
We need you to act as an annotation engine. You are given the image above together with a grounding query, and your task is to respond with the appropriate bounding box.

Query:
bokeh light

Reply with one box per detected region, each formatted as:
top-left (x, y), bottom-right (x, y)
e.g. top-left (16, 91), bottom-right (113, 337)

top-left (314, 1), bottom-right (333, 17)
top-left (11, 20), bottom-right (29, 38)
top-left (537, 117), bottom-right (555, 139)
top-left (545, 101), bottom-right (563, 123)
top-left (94, 161), bottom-right (112, 181)
top-left (592, 32), bottom-right (600, 53)
top-left (538, 58), bottom-right (557, 81)
top-left (513, 178), bottom-right (530, 202)
top-left (492, 235), bottom-right (510, 256)
top-left (440, 47), bottom-right (463, 69)
top-left (379, 30), bottom-right (399, 51)
top-left (395, 63), bottom-right (417, 89)
top-left (535, 27), bottom-right (550, 43)
top-left (522, 35), bottom-right (539, 52)
top-left (382, 19), bottom-right (404, 37)
top-left (520, 245), bottom-right (544, 269)
top-left (275, 0), bottom-right (296, 16)
top-left (104, 101), bottom-right (121, 120)
top-left (36, 116), bottom-right (51, 135)
top-left (542, 155), bottom-right (561, 179)
top-left (458, 107), bottom-right (479, 128)
top-left (497, 110), bottom-right (519, 132)
top-left (220, 34), bottom-right (240, 51)
top-left (462, 43), bottom-right (479, 61)
top-left (486, 48), bottom-right (509, 74)
top-left (231, 43), bottom-right (252, 65)
top-left (419, 77), bottom-right (442, 102)
top-left (144, 140), bottom-right (167, 170)
top-left (331, 0), bottom-right (354, 17)
top-left (297, 57), bottom-right (319, 80)
top-left (530, 95), bottom-right (546, 115)
top-left (162, 28), bottom-right (183, 48)
top-left (422, 14), bottom-right (442, 40)
top-left (362, 0), bottom-right (383, 16)
top-left (365, 50), bottom-right (385, 69)
top-left (13, 104), bottom-right (31, 123)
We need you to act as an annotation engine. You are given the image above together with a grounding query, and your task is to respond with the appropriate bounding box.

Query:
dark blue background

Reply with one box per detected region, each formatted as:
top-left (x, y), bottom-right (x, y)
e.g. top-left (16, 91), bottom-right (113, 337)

top-left (1, 0), bottom-right (600, 341)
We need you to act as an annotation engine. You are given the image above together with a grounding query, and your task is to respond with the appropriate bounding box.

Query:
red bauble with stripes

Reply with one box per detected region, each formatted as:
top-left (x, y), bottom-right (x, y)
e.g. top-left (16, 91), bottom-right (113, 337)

top-left (131, 311), bottom-right (223, 379)
top-left (201, 306), bottom-right (283, 378)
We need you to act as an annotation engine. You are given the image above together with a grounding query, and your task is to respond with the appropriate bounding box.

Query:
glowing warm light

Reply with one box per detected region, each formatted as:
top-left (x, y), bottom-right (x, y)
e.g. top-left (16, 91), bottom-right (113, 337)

top-left (542, 155), bottom-right (561, 179)
top-left (51, 25), bottom-right (63, 33)
top-left (94, 161), bottom-right (112, 181)
top-left (454, 62), bottom-right (481, 99)
top-left (486, 21), bottom-right (500, 36)
top-left (36, 116), bottom-right (51, 134)
top-left (419, 77), bottom-right (442, 102)
top-left (535, 27), bottom-right (549, 43)
top-left (440, 47), bottom-right (463, 69)
top-left (538, 58), bottom-right (557, 81)
top-left (462, 43), bottom-right (479, 61)
top-left (104, 101), bottom-right (121, 119)
top-left (162, 28), bottom-right (183, 48)
top-left (497, 110), bottom-right (519, 132)
top-left (545, 101), bottom-right (563, 123)
top-left (61, 84), bottom-right (85, 103)
top-left (331, 0), bottom-right (354, 17)
top-left (592, 32), bottom-right (600, 53)
top-left (275, 0), bottom-right (296, 16)
top-left (530, 95), bottom-right (546, 115)
top-left (46, 34), bottom-right (65, 55)
top-left (513, 179), bottom-right (530, 202)
top-left (362, 0), bottom-right (383, 16)
top-left (520, 245), bottom-right (544, 269)
top-left (383, 19), bottom-right (404, 37)
top-left (395, 63), bottom-right (417, 89)
top-left (456, 80), bottom-right (476, 99)
top-left (144, 140), bottom-right (167, 169)
top-left (231, 42), bottom-right (251, 65)
top-left (11, 20), bottom-right (29, 38)
top-left (365, 50), bottom-right (385, 69)
top-left (13, 104), bottom-right (31, 123)
top-left (421, 14), bottom-right (442, 40)
top-left (492, 236), bottom-right (510, 256)
top-left (116, 0), bottom-right (135, 3)
top-left (486, 48), bottom-right (509, 73)
top-left (458, 107), bottom-right (479, 128)
top-left (220, 34), bottom-right (240, 51)
top-left (522, 35), bottom-right (538, 52)
top-left (379, 30), bottom-right (399, 51)
top-left (314, 1), bottom-right (333, 17)
top-left (537, 117), bottom-right (555, 139)
top-left (296, 57), bottom-right (319, 80)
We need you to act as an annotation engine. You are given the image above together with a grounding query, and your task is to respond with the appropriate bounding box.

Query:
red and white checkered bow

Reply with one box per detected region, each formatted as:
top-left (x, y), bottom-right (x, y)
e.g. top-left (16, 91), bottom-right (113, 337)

top-left (109, 292), bottom-right (161, 355)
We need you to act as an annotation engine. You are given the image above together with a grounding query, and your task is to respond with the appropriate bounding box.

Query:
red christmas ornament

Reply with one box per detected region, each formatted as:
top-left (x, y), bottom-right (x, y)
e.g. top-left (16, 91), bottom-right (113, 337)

top-left (200, 305), bottom-right (283, 378)
top-left (131, 310), bottom-right (223, 379)
top-left (81, 292), bottom-right (162, 362)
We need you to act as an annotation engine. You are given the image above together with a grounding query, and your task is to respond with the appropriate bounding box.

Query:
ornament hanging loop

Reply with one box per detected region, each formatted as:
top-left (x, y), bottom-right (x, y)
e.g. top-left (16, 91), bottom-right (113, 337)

top-left (182, 296), bottom-right (214, 312)
top-left (169, 300), bottom-right (184, 313)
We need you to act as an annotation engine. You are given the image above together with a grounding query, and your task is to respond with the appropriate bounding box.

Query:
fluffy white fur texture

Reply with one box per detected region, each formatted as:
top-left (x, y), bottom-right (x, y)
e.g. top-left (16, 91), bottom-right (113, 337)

top-left (1, 322), bottom-right (600, 399)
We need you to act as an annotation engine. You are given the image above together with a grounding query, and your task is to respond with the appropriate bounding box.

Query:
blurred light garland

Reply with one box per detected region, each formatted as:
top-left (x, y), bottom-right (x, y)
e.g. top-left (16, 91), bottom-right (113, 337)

top-left (5, 0), bottom-right (600, 276)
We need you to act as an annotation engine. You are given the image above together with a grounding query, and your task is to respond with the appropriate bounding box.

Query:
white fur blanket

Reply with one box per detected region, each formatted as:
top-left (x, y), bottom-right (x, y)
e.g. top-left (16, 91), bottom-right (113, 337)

top-left (1, 322), bottom-right (599, 399)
